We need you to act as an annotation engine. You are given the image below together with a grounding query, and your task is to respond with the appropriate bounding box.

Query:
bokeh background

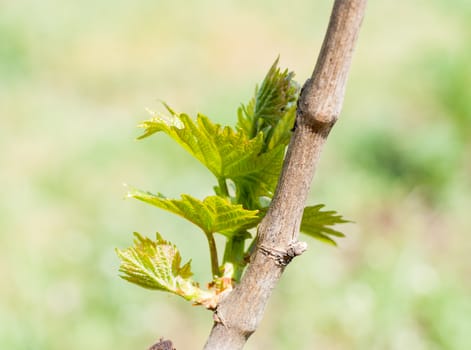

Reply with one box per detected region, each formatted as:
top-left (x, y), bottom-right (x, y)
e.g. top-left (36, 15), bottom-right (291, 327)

top-left (1, 0), bottom-right (470, 349)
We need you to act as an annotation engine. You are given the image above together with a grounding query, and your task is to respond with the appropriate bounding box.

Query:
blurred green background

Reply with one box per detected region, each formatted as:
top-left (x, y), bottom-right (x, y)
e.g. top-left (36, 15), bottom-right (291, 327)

top-left (1, 0), bottom-right (470, 349)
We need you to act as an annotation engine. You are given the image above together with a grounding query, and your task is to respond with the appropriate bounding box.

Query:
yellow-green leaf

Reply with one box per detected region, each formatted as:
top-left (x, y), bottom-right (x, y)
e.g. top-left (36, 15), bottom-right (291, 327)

top-left (139, 109), bottom-right (267, 178)
top-left (116, 232), bottom-right (212, 300)
top-left (128, 189), bottom-right (260, 238)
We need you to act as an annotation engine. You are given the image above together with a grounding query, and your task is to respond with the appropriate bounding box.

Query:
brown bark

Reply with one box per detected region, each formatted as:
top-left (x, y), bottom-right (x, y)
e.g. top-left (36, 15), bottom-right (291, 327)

top-left (203, 1), bottom-right (367, 349)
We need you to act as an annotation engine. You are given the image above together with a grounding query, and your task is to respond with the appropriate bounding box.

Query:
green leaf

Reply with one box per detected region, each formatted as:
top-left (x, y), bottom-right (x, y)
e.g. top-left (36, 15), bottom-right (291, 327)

top-left (266, 104), bottom-right (296, 150)
top-left (300, 204), bottom-right (350, 245)
top-left (237, 58), bottom-right (299, 140)
top-left (231, 144), bottom-right (285, 210)
top-left (138, 109), bottom-right (250, 179)
top-left (234, 60), bottom-right (299, 209)
top-left (137, 109), bottom-right (288, 209)
top-left (128, 189), bottom-right (260, 238)
top-left (237, 92), bottom-right (256, 137)
top-left (253, 58), bottom-right (297, 124)
top-left (116, 232), bottom-right (213, 302)
top-left (139, 109), bottom-right (272, 178)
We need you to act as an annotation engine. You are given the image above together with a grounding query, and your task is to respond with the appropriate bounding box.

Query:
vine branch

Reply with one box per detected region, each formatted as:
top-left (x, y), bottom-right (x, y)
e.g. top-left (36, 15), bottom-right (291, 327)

top-left (203, 1), bottom-right (367, 349)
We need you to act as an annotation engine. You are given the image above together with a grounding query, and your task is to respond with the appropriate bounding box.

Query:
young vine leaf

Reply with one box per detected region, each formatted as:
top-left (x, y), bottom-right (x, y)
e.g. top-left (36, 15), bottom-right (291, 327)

top-left (300, 205), bottom-right (350, 245)
top-left (117, 233), bottom-right (207, 297)
top-left (237, 57), bottom-right (298, 142)
top-left (127, 188), bottom-right (260, 238)
top-left (233, 58), bottom-right (299, 209)
top-left (138, 110), bottom-right (263, 179)
top-left (117, 233), bottom-right (233, 309)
